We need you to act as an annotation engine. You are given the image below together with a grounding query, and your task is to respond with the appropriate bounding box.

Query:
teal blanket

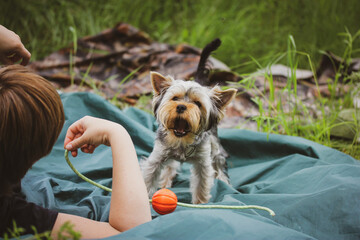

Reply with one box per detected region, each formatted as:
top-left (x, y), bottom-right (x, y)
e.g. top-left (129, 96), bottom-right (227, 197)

top-left (22, 92), bottom-right (360, 240)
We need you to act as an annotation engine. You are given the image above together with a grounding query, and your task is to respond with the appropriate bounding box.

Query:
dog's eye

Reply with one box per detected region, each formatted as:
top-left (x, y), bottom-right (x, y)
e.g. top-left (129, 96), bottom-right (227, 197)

top-left (194, 101), bottom-right (202, 108)
top-left (172, 97), bottom-right (179, 101)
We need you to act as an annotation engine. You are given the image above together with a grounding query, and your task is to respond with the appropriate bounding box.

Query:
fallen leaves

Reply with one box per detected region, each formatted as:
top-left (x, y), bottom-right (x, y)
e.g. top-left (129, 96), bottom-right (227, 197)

top-left (29, 23), bottom-right (360, 131)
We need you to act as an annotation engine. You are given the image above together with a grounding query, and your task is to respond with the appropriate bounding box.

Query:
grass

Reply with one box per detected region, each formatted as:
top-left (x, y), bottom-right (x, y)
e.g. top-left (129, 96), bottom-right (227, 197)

top-left (1, 0), bottom-right (360, 71)
top-left (1, 0), bottom-right (360, 158)
top-left (2, 220), bottom-right (80, 240)
top-left (238, 32), bottom-right (360, 158)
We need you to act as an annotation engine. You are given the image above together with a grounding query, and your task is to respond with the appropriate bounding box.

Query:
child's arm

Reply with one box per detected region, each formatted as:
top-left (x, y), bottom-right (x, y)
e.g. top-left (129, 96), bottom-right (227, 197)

top-left (52, 116), bottom-right (151, 238)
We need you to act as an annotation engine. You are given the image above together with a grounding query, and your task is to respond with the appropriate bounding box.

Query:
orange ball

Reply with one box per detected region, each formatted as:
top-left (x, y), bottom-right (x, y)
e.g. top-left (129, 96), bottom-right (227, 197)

top-left (151, 189), bottom-right (178, 215)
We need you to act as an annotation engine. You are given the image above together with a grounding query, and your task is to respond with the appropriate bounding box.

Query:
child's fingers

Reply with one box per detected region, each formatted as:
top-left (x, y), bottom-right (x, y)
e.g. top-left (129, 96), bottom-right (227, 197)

top-left (84, 144), bottom-right (96, 154)
top-left (71, 149), bottom-right (78, 157)
top-left (17, 47), bottom-right (31, 66)
top-left (81, 144), bottom-right (90, 153)
top-left (65, 133), bottom-right (82, 149)
top-left (69, 143), bottom-right (94, 157)
top-left (88, 144), bottom-right (96, 153)
top-left (66, 136), bottom-right (86, 151)
top-left (64, 121), bottom-right (85, 148)
top-left (68, 134), bottom-right (83, 157)
top-left (81, 144), bottom-right (96, 154)
top-left (8, 53), bottom-right (21, 63)
top-left (64, 129), bottom-right (77, 148)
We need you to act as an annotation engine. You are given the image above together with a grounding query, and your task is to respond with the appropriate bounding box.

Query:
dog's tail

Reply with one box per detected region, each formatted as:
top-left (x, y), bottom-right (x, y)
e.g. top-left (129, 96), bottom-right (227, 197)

top-left (195, 38), bottom-right (221, 86)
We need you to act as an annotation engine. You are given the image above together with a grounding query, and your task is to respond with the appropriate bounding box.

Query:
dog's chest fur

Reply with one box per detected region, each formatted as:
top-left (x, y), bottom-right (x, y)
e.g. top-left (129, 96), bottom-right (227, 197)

top-left (157, 126), bottom-right (221, 163)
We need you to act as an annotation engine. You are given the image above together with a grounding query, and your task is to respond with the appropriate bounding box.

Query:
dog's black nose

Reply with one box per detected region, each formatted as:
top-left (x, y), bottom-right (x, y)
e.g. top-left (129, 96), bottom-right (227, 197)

top-left (176, 104), bottom-right (187, 113)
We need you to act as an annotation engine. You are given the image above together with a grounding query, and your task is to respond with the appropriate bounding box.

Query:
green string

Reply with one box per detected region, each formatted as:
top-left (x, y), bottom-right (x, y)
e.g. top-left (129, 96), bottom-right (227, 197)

top-left (65, 150), bottom-right (275, 216)
top-left (65, 150), bottom-right (112, 192)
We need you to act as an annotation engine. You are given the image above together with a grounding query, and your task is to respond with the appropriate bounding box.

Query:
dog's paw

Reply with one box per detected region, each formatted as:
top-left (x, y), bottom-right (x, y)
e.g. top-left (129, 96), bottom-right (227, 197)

top-left (192, 192), bottom-right (211, 204)
top-left (192, 198), bottom-right (210, 204)
top-left (215, 172), bottom-right (230, 185)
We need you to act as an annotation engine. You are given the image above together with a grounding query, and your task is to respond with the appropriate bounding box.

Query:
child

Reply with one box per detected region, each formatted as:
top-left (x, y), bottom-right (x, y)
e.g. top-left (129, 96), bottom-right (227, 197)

top-left (0, 65), bottom-right (151, 238)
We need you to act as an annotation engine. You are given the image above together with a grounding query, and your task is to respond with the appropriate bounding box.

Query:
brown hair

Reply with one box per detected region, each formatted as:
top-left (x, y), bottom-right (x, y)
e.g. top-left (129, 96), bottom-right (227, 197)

top-left (0, 65), bottom-right (65, 195)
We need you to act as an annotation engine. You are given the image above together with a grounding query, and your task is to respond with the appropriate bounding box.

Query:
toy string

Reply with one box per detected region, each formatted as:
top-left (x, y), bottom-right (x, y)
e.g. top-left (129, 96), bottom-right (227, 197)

top-left (64, 150), bottom-right (275, 216)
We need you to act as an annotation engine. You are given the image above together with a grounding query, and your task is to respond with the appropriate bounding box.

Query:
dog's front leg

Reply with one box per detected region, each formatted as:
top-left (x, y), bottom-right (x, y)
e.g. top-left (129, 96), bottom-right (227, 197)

top-left (160, 160), bottom-right (180, 189)
top-left (190, 158), bottom-right (215, 204)
top-left (141, 147), bottom-right (167, 197)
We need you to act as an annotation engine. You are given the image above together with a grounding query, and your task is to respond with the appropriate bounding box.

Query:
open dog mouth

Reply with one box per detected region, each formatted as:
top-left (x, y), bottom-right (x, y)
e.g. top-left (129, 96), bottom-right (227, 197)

top-left (173, 118), bottom-right (190, 137)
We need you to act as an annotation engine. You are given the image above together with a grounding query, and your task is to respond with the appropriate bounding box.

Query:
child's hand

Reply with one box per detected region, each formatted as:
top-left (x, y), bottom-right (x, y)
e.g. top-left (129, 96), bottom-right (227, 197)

top-left (0, 25), bottom-right (31, 66)
top-left (64, 116), bottom-right (121, 157)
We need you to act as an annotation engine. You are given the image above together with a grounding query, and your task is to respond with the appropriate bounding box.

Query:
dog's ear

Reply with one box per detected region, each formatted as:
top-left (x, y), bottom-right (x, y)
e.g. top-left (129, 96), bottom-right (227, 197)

top-left (150, 71), bottom-right (173, 95)
top-left (211, 87), bottom-right (237, 111)
top-left (206, 87), bottom-right (237, 131)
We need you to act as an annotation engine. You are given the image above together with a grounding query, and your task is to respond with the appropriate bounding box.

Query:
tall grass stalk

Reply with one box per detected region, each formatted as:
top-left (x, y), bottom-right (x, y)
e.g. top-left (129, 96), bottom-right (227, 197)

top-left (69, 26), bottom-right (78, 85)
top-left (237, 31), bottom-right (359, 157)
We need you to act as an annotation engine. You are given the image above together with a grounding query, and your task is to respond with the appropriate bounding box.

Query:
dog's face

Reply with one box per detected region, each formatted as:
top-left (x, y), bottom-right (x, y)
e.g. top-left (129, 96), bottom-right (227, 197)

top-left (150, 72), bottom-right (237, 147)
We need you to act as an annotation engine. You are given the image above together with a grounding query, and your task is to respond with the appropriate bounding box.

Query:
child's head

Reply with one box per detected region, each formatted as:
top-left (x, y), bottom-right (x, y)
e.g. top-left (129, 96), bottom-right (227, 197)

top-left (0, 65), bottom-right (65, 195)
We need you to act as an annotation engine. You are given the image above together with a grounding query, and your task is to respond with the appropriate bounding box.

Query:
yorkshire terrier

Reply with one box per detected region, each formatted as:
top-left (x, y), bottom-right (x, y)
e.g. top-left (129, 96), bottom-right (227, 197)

top-left (141, 39), bottom-right (237, 204)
